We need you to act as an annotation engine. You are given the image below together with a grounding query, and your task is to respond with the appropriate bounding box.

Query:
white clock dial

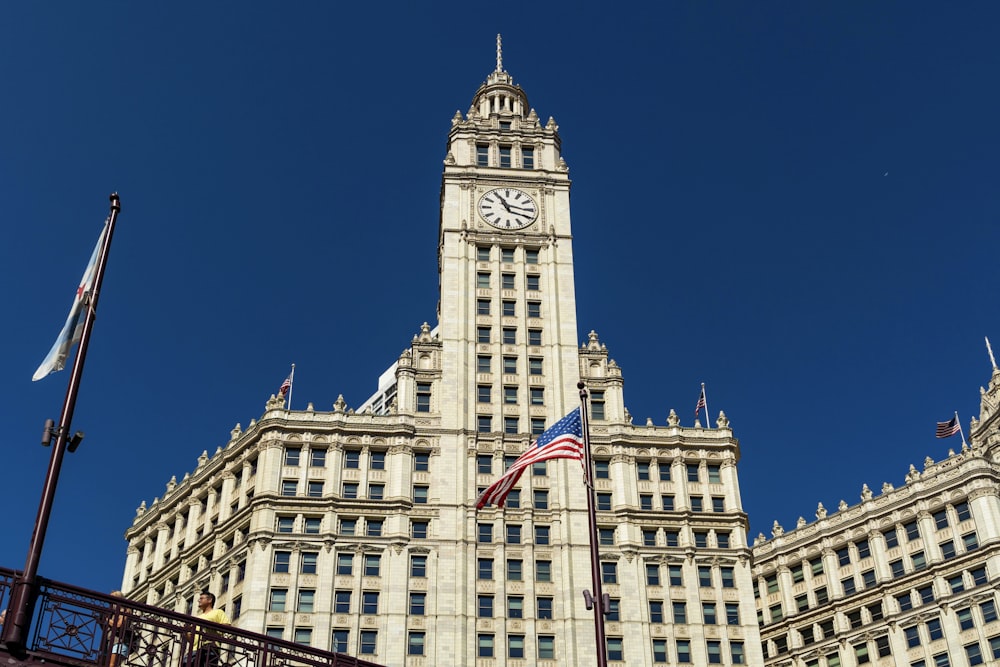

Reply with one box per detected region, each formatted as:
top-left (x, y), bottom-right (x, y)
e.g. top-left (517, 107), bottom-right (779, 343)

top-left (478, 188), bottom-right (538, 229)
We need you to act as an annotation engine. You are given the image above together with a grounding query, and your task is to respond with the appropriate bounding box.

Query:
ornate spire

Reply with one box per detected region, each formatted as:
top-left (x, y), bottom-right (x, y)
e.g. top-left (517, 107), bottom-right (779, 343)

top-left (496, 33), bottom-right (504, 73)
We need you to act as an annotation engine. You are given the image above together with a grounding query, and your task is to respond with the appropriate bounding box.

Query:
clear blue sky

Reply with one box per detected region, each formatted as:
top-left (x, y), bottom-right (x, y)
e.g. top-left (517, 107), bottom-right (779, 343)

top-left (2, 3), bottom-right (998, 593)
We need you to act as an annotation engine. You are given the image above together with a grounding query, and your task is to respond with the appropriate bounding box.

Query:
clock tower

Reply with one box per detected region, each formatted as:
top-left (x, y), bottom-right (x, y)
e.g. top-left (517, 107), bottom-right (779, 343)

top-left (438, 35), bottom-right (580, 437)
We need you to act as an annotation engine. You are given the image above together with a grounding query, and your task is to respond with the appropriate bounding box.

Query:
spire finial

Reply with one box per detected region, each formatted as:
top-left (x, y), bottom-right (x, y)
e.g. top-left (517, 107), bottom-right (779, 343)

top-left (987, 336), bottom-right (998, 370)
top-left (496, 33), bottom-right (503, 72)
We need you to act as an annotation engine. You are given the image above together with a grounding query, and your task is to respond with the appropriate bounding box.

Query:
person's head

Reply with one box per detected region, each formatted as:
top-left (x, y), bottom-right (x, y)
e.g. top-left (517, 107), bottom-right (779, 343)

top-left (198, 591), bottom-right (216, 611)
top-left (111, 591), bottom-right (124, 598)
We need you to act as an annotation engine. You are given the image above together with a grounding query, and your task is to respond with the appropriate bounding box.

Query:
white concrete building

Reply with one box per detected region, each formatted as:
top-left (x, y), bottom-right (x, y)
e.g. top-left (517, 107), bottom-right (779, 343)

top-left (122, 40), bottom-right (761, 667)
top-left (752, 365), bottom-right (1000, 667)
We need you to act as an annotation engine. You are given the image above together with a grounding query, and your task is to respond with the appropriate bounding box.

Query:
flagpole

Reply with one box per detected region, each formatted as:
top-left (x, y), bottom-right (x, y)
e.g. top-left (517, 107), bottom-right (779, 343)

top-left (287, 363), bottom-right (295, 410)
top-left (2, 194), bottom-right (121, 655)
top-left (956, 411), bottom-right (967, 447)
top-left (702, 382), bottom-right (709, 428)
top-left (577, 381), bottom-right (609, 667)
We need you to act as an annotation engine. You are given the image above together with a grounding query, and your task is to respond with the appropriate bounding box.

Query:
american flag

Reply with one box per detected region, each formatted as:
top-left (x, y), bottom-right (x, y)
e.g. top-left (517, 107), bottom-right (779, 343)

top-left (695, 387), bottom-right (707, 417)
top-left (935, 416), bottom-right (960, 439)
top-left (279, 375), bottom-right (292, 396)
top-left (476, 408), bottom-right (585, 509)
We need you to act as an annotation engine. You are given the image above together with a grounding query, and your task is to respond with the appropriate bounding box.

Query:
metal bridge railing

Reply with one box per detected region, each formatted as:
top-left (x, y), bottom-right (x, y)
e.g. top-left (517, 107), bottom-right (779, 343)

top-left (0, 567), bottom-right (383, 667)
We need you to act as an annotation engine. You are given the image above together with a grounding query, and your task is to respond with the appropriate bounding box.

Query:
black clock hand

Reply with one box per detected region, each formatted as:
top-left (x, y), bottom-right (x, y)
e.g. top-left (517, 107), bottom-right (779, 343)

top-left (496, 195), bottom-right (512, 212)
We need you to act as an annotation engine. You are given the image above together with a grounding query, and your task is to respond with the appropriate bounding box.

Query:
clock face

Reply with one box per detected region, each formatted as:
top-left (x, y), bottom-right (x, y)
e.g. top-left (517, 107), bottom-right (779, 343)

top-left (478, 188), bottom-right (538, 229)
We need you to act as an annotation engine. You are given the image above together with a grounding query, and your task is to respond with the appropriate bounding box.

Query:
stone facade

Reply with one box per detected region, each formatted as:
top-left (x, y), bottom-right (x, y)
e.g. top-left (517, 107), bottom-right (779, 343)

top-left (752, 366), bottom-right (1000, 667)
top-left (122, 44), bottom-right (761, 666)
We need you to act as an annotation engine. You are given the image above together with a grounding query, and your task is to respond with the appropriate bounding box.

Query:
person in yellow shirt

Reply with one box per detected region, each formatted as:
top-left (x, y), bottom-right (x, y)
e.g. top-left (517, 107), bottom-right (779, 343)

top-left (185, 591), bottom-right (230, 667)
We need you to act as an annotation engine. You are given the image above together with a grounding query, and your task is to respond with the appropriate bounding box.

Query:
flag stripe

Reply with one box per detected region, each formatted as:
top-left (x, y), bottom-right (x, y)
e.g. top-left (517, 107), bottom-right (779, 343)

top-left (935, 416), bottom-right (960, 438)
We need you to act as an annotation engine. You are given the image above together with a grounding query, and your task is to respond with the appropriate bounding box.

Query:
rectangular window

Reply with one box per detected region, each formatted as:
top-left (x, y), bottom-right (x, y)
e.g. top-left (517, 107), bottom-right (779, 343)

top-left (339, 518), bottom-right (356, 535)
top-left (927, 618), bottom-right (943, 641)
top-left (503, 416), bottom-right (518, 434)
top-left (407, 631), bottom-right (425, 656)
top-left (477, 415), bottom-right (492, 432)
top-left (526, 275), bottom-right (540, 291)
top-left (712, 496), bottom-right (725, 512)
top-left (411, 520), bottom-right (428, 539)
top-left (363, 554), bottom-right (380, 576)
top-left (815, 586), bottom-right (829, 604)
top-left (304, 517), bottom-right (320, 534)
top-left (415, 382), bottom-right (432, 412)
top-left (883, 527), bottom-right (899, 548)
top-left (281, 480), bottom-right (297, 496)
top-left (297, 589), bottom-right (315, 613)
top-left (414, 452), bottom-right (429, 471)
top-left (955, 501), bottom-right (972, 521)
top-left (601, 561), bottom-right (617, 584)
top-left (501, 273), bottom-right (515, 290)
top-left (507, 558), bottom-right (523, 581)
top-left (912, 551), bottom-right (927, 570)
top-left (360, 631), bottom-right (377, 655)
top-left (331, 630), bottom-right (348, 653)
top-left (673, 601), bottom-right (687, 623)
top-left (904, 521), bottom-right (920, 541)
top-left (499, 145), bottom-right (512, 168)
top-left (605, 598), bottom-right (620, 621)
top-left (837, 547), bottom-right (851, 566)
top-left (966, 643), bottom-right (984, 666)
top-left (269, 588), bottom-right (287, 611)
top-left (862, 569), bottom-right (876, 589)
top-left (687, 464), bottom-right (700, 482)
top-left (731, 642), bottom-right (745, 665)
top-left (508, 634), bottom-right (524, 659)
top-left (694, 531), bottom-right (708, 548)
top-left (336, 553), bottom-right (353, 575)
top-left (284, 447), bottom-right (301, 466)
top-left (643, 529), bottom-right (657, 546)
top-left (526, 300), bottom-right (541, 318)
top-left (933, 509), bottom-right (949, 529)
top-left (964, 532), bottom-right (980, 551)
top-left (897, 592), bottom-right (913, 611)
top-left (703, 602), bottom-right (717, 625)
top-left (506, 524), bottom-right (521, 545)
top-left (699, 566), bottom-right (712, 587)
top-left (477, 326), bottom-right (491, 343)
top-left (717, 531), bottom-right (731, 549)
top-left (369, 451), bottom-right (385, 470)
top-left (708, 640), bottom-right (722, 664)
top-left (477, 558), bottom-right (493, 580)
top-left (502, 327), bottom-right (516, 344)
top-left (477, 144), bottom-right (489, 166)
top-left (478, 634), bottom-right (494, 658)
top-left (301, 551), bottom-right (318, 574)
top-left (535, 596), bottom-right (553, 619)
top-left (277, 516), bottom-right (294, 533)
top-left (941, 540), bottom-right (956, 559)
top-left (533, 489), bottom-right (549, 509)
top-left (477, 355), bottom-right (491, 374)
top-left (665, 530), bottom-right (679, 547)
top-left (502, 300), bottom-right (515, 317)
top-left (344, 450), bottom-right (360, 469)
top-left (890, 559), bottom-right (905, 577)
top-left (653, 639), bottom-right (667, 663)
top-left (607, 637), bottom-right (624, 661)
top-left (649, 600), bottom-right (664, 623)
top-left (538, 636), bottom-right (555, 660)
top-left (536, 559), bottom-right (552, 582)
top-left (508, 595), bottom-right (523, 618)
top-left (677, 639), bottom-right (691, 663)
top-left (972, 566), bottom-right (989, 586)
top-left (597, 492), bottom-right (612, 511)
top-left (525, 248), bottom-right (539, 264)
top-left (662, 495), bottom-right (675, 511)
top-left (981, 600), bottom-right (998, 623)
top-left (669, 565), bottom-right (683, 586)
top-left (919, 585), bottom-right (935, 604)
top-left (691, 496), bottom-right (703, 512)
top-left (530, 418), bottom-right (545, 435)
top-left (530, 387), bottom-right (544, 405)
top-left (646, 563), bottom-right (660, 586)
top-left (640, 494), bottom-right (653, 510)
top-left (726, 602), bottom-right (740, 625)
top-left (477, 594), bottom-right (493, 618)
top-left (273, 551), bottom-right (291, 573)
top-left (477, 298), bottom-right (491, 316)
top-left (366, 519), bottom-right (383, 536)
top-left (526, 358), bottom-right (543, 377)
